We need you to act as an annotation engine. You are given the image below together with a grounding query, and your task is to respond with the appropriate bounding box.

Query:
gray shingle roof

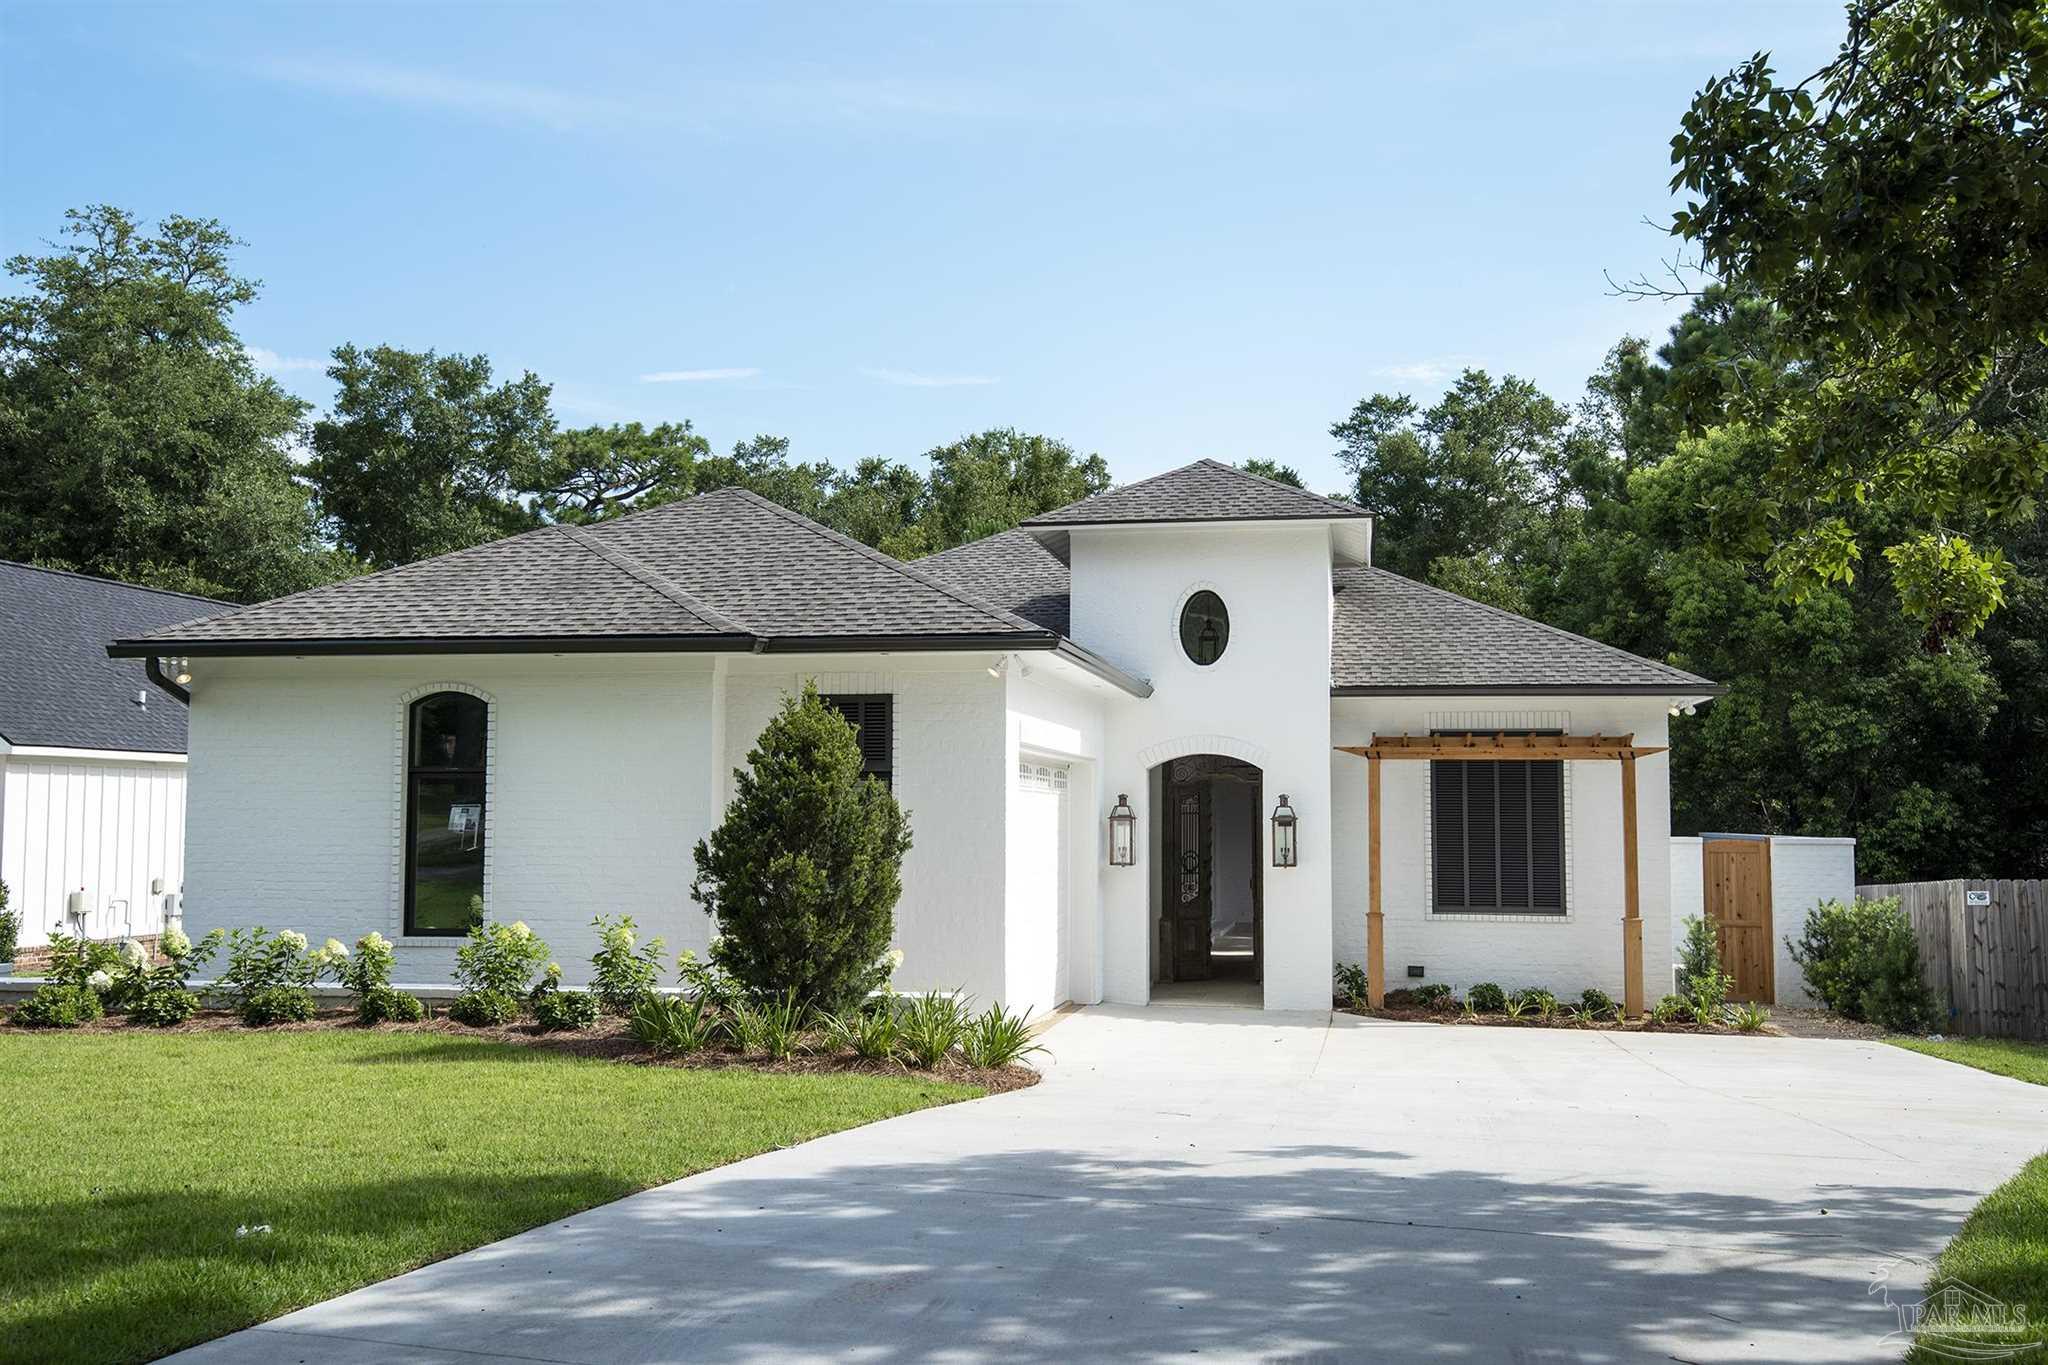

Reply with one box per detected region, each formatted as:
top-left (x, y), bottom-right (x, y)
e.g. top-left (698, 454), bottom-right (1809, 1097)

top-left (113, 488), bottom-right (1055, 654)
top-left (1022, 459), bottom-right (1368, 527)
top-left (1330, 568), bottom-right (1720, 695)
top-left (0, 562), bottom-right (227, 752)
top-left (918, 529), bottom-right (1072, 634)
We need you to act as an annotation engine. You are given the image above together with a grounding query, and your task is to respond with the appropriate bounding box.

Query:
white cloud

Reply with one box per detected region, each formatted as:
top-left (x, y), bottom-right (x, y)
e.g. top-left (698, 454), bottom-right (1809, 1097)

top-left (858, 367), bottom-right (998, 388)
top-left (243, 56), bottom-right (644, 133)
top-left (246, 346), bottom-right (326, 374)
top-left (637, 367), bottom-right (762, 384)
top-left (1371, 358), bottom-right (1474, 385)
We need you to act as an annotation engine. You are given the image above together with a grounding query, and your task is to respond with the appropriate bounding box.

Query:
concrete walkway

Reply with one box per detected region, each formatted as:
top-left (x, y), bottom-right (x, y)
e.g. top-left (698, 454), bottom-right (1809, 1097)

top-left (172, 1008), bottom-right (2048, 1364)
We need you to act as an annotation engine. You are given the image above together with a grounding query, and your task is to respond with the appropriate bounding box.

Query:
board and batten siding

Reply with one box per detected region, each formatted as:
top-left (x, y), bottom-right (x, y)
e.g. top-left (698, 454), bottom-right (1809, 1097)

top-left (0, 752), bottom-right (188, 952)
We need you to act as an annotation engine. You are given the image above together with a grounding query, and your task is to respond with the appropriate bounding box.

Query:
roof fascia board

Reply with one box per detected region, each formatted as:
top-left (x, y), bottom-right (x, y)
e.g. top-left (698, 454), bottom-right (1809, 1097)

top-left (1330, 684), bottom-right (1729, 698)
top-left (4, 744), bottom-right (186, 764)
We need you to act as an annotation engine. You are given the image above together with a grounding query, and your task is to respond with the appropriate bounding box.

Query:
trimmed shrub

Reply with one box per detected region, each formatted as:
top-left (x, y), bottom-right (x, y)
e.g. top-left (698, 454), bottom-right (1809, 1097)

top-left (216, 927), bottom-right (326, 1026)
top-left (1467, 982), bottom-right (1507, 1013)
top-left (1788, 896), bottom-right (1937, 1032)
top-left (13, 982), bottom-right (103, 1028)
top-left (692, 684), bottom-right (912, 1016)
top-left (1414, 982), bottom-right (1457, 1011)
top-left (1579, 987), bottom-right (1618, 1021)
top-left (535, 989), bottom-right (600, 1032)
top-left (0, 879), bottom-right (17, 962)
top-left (449, 990), bottom-right (520, 1027)
top-left (453, 921), bottom-right (551, 999)
top-left (589, 914), bottom-right (665, 1014)
top-left (360, 985), bottom-right (426, 1023)
top-left (631, 994), bottom-right (723, 1053)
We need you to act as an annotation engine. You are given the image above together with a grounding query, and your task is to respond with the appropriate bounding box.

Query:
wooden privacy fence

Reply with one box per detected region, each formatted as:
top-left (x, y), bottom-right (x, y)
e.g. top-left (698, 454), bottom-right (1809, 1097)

top-left (1855, 880), bottom-right (2048, 1040)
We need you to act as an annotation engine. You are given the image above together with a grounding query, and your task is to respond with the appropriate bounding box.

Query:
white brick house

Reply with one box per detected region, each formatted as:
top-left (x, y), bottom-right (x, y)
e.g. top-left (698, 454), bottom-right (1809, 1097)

top-left (112, 462), bottom-right (1720, 1014)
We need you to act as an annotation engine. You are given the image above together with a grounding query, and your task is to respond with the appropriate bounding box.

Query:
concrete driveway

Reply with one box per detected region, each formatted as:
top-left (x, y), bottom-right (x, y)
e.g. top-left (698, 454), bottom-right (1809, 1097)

top-left (173, 1007), bottom-right (2048, 1364)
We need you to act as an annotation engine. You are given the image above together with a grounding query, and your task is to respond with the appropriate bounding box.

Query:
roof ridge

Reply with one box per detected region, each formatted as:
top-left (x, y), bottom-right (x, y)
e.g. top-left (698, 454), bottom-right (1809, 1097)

top-left (1349, 566), bottom-right (1713, 685)
top-left (0, 559), bottom-right (235, 606)
top-left (1022, 457), bottom-right (1369, 525)
top-left (1213, 460), bottom-right (1365, 517)
top-left (554, 523), bottom-right (755, 637)
top-left (719, 488), bottom-right (1058, 637)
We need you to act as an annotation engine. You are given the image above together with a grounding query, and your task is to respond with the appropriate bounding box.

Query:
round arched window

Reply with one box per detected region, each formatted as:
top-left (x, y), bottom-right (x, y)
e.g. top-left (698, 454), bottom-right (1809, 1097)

top-left (1179, 590), bottom-right (1230, 666)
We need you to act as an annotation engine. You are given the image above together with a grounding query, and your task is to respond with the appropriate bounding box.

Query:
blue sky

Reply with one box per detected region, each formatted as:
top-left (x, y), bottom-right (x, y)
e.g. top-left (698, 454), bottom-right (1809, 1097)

top-left (2, 2), bottom-right (1844, 493)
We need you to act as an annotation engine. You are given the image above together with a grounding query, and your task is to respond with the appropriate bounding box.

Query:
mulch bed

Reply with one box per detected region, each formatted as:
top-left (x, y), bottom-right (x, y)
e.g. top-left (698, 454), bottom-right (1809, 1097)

top-left (1337, 1001), bottom-right (1780, 1036)
top-left (0, 1008), bottom-right (1043, 1093)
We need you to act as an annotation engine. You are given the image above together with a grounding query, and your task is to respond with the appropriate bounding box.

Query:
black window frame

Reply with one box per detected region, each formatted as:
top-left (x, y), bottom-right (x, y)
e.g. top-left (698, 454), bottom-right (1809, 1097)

top-left (822, 693), bottom-right (893, 790)
top-left (1178, 590), bottom-right (1230, 666)
top-left (1429, 729), bottom-right (1566, 916)
top-left (403, 691), bottom-right (489, 938)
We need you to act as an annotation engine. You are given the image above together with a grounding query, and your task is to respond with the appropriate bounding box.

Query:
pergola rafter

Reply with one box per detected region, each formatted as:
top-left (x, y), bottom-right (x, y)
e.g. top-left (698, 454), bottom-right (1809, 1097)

top-left (1336, 732), bottom-right (1659, 1017)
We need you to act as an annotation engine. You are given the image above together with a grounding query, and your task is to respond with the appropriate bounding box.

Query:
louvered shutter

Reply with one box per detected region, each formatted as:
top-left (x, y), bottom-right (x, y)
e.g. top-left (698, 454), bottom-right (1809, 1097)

top-left (1431, 761), bottom-right (1466, 908)
top-left (823, 694), bottom-right (893, 789)
top-left (1430, 730), bottom-right (1565, 914)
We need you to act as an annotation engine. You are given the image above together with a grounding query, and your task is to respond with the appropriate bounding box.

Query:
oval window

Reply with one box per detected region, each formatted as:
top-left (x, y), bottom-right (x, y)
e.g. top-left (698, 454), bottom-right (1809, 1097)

top-left (1179, 590), bottom-right (1230, 666)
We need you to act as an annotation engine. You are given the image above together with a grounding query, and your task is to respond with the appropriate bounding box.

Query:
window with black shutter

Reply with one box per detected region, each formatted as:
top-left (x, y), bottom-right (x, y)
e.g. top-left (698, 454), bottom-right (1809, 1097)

top-left (822, 693), bottom-right (893, 789)
top-left (1430, 730), bottom-right (1564, 915)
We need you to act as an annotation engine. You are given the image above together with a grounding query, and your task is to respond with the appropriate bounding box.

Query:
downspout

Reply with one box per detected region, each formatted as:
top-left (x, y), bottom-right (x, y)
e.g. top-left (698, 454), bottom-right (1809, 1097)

top-left (143, 656), bottom-right (190, 705)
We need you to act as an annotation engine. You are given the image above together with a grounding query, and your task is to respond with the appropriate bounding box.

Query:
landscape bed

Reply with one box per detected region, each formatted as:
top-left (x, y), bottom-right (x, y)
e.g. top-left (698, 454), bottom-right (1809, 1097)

top-left (0, 1027), bottom-right (991, 1365)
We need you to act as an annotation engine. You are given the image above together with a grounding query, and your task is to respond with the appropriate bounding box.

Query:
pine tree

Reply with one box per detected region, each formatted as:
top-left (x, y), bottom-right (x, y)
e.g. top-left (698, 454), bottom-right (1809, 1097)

top-left (692, 684), bottom-right (911, 1013)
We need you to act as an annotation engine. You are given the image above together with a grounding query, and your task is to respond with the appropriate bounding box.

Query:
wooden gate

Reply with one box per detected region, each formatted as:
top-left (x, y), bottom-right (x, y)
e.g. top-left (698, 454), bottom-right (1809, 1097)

top-left (1703, 837), bottom-right (1774, 1003)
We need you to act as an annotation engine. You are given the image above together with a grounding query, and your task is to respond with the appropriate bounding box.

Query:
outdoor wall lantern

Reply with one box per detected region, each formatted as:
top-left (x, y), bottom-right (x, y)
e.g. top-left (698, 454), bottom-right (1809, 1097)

top-left (1271, 794), bottom-right (1299, 867)
top-left (1108, 794), bottom-right (1136, 866)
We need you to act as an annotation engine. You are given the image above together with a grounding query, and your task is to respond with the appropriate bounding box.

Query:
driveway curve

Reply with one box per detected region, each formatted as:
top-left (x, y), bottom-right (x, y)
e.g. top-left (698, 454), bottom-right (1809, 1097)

top-left (172, 1006), bottom-right (2048, 1364)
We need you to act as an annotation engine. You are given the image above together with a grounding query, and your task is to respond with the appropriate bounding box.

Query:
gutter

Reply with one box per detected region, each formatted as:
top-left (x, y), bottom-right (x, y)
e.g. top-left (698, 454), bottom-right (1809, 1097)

top-left (1330, 683), bottom-right (1728, 698)
top-left (144, 655), bottom-right (190, 704)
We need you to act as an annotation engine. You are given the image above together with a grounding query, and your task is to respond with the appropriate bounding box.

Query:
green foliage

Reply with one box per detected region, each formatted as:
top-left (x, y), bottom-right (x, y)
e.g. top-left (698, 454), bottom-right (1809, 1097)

top-left (449, 991), bottom-right (520, 1027)
top-left (898, 991), bottom-right (971, 1068)
top-left (41, 929), bottom-right (124, 993)
top-left (674, 947), bottom-right (743, 1010)
top-left (453, 920), bottom-right (551, 999)
top-left (1332, 962), bottom-right (1369, 1008)
top-left (1576, 988), bottom-right (1616, 1021)
top-left (307, 344), bottom-right (552, 569)
top-left (1732, 1001), bottom-right (1771, 1033)
top-left (1466, 982), bottom-right (1507, 1014)
top-left (336, 931), bottom-right (398, 1021)
top-left (1677, 915), bottom-right (1734, 1021)
top-left (1662, 1), bottom-right (2048, 638)
top-left (13, 984), bottom-right (103, 1028)
top-left (1414, 982), bottom-right (1456, 1010)
top-left (0, 880), bottom-right (16, 962)
top-left (728, 990), bottom-right (807, 1061)
top-left (630, 994), bottom-right (724, 1053)
top-left (819, 1002), bottom-right (902, 1062)
top-left (521, 420), bottom-right (707, 523)
top-left (589, 914), bottom-right (665, 1013)
top-left (0, 206), bottom-right (347, 600)
top-left (1789, 897), bottom-right (1939, 1032)
top-left (1239, 458), bottom-right (1306, 488)
top-left (359, 986), bottom-right (425, 1024)
top-left (693, 684), bottom-right (912, 1016)
top-left (127, 926), bottom-right (223, 1026)
top-left (534, 989), bottom-right (600, 1032)
top-left (960, 1004), bottom-right (1045, 1069)
top-left (1511, 987), bottom-right (1557, 1014)
top-left (215, 927), bottom-right (325, 1026)
top-left (1651, 994), bottom-right (1694, 1025)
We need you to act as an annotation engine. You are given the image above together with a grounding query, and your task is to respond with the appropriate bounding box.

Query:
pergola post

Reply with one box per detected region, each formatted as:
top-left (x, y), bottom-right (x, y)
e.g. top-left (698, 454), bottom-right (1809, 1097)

top-left (1367, 753), bottom-right (1385, 1009)
top-left (1621, 751), bottom-right (1644, 1017)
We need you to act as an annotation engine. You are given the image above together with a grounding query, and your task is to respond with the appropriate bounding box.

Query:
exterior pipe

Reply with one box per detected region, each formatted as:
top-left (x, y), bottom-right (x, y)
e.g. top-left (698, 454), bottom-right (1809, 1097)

top-left (143, 655), bottom-right (189, 705)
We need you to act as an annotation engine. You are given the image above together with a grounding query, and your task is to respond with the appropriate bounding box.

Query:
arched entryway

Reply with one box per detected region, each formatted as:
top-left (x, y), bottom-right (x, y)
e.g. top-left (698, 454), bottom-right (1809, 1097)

top-left (1152, 753), bottom-right (1263, 1006)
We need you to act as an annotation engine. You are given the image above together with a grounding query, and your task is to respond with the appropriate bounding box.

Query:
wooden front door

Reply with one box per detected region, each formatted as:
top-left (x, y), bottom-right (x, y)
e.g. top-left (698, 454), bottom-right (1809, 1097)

top-left (1165, 762), bottom-right (1214, 981)
top-left (1703, 837), bottom-right (1774, 1003)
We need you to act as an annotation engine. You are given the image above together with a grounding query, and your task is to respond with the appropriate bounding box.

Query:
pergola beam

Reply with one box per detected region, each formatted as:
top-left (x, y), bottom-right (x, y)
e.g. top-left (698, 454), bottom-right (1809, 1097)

top-left (1338, 732), bottom-right (1656, 1018)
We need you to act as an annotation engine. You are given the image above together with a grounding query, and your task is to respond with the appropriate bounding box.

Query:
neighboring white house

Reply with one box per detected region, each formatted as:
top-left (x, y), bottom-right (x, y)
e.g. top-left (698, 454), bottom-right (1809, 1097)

top-left (110, 462), bottom-right (1722, 1013)
top-left (1, 562), bottom-right (225, 959)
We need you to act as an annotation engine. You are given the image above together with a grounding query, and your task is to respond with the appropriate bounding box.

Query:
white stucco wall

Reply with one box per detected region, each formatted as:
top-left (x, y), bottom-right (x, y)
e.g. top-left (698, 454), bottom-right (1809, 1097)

top-left (1670, 834), bottom-right (1854, 1007)
top-left (1069, 522), bottom-right (1337, 1010)
top-left (1, 750), bottom-right (188, 951)
top-left (184, 654), bottom-right (719, 981)
top-left (1330, 697), bottom-right (1676, 1001)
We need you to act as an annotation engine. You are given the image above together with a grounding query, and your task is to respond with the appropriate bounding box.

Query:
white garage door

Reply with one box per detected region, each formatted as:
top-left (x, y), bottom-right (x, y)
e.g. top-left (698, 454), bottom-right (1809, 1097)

top-left (1008, 760), bottom-right (1070, 1013)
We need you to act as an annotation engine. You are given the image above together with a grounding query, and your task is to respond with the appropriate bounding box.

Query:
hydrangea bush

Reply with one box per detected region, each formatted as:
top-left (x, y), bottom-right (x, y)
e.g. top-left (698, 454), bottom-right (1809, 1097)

top-left (589, 914), bottom-right (664, 1013)
top-left (450, 920), bottom-right (550, 1026)
top-left (216, 927), bottom-right (327, 1025)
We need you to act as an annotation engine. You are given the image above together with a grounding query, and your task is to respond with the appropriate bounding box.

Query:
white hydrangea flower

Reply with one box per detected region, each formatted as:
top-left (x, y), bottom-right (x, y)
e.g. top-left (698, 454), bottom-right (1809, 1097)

top-left (323, 938), bottom-right (349, 960)
top-left (161, 926), bottom-right (192, 958)
top-left (88, 969), bottom-right (113, 990)
top-left (277, 930), bottom-right (309, 953)
top-left (509, 921), bottom-right (532, 940)
top-left (884, 948), bottom-right (905, 970)
top-left (359, 931), bottom-right (390, 953)
top-left (123, 940), bottom-right (149, 967)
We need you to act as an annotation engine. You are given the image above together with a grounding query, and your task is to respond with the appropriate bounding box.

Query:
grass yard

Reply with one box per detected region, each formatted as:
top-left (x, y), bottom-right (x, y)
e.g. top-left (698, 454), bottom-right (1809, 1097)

top-left (1890, 1035), bottom-right (2048, 1088)
top-left (0, 1029), bottom-right (978, 1365)
top-left (1888, 1038), bottom-right (2047, 1362)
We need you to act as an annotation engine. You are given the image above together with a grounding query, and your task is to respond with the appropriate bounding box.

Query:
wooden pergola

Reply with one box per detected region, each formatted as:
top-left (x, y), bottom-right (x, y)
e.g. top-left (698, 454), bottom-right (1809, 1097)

top-left (1335, 733), bottom-right (1667, 1017)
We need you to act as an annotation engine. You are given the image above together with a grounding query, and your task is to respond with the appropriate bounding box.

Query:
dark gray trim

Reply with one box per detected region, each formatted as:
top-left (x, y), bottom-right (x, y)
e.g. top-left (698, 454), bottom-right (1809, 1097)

top-left (1332, 683), bottom-right (1728, 698)
top-left (144, 655), bottom-right (190, 705)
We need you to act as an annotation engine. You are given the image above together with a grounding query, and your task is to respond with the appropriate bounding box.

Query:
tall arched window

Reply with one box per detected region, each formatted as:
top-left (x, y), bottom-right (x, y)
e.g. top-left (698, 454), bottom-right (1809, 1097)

top-left (405, 691), bottom-right (488, 936)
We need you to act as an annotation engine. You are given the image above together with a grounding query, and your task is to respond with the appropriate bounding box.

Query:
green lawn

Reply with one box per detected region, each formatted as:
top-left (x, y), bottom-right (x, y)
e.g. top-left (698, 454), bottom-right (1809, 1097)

top-left (1891, 1038), bottom-right (2048, 1363)
top-left (1890, 1036), bottom-right (2048, 1088)
top-left (0, 1029), bottom-right (977, 1364)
